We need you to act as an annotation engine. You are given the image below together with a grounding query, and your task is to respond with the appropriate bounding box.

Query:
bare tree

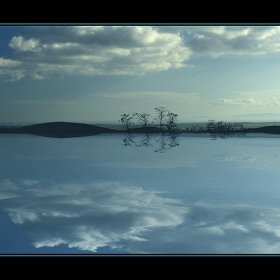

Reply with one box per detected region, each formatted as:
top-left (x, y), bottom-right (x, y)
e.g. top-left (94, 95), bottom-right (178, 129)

top-left (166, 111), bottom-right (178, 132)
top-left (119, 114), bottom-right (134, 130)
top-left (154, 107), bottom-right (167, 130)
top-left (133, 112), bottom-right (151, 127)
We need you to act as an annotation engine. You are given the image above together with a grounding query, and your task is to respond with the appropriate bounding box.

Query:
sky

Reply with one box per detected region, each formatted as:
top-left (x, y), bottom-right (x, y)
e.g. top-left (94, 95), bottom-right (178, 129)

top-left (1, 25), bottom-right (280, 124)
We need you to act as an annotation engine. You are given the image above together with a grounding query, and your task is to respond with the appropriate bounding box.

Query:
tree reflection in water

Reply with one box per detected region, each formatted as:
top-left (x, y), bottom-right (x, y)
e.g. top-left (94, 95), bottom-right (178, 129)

top-left (122, 133), bottom-right (180, 153)
top-left (122, 131), bottom-right (246, 150)
top-left (122, 134), bottom-right (136, 146)
top-left (209, 131), bottom-right (246, 140)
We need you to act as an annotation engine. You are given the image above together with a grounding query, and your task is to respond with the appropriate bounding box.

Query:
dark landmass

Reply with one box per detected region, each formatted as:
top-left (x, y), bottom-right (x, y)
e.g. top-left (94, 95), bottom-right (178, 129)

top-left (1, 121), bottom-right (280, 138)
top-left (189, 126), bottom-right (280, 136)
top-left (243, 126), bottom-right (280, 134)
top-left (0, 122), bottom-right (119, 138)
top-left (128, 127), bottom-right (162, 133)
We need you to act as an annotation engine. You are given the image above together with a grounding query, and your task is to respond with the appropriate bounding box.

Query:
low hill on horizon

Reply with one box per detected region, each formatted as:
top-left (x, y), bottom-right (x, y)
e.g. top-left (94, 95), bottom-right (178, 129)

top-left (4, 121), bottom-right (120, 138)
top-left (1, 121), bottom-right (280, 138)
top-left (245, 126), bottom-right (280, 134)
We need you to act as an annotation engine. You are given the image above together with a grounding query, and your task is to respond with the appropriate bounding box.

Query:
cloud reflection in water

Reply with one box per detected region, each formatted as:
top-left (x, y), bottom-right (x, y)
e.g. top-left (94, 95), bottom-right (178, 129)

top-left (0, 179), bottom-right (188, 253)
top-left (1, 179), bottom-right (280, 253)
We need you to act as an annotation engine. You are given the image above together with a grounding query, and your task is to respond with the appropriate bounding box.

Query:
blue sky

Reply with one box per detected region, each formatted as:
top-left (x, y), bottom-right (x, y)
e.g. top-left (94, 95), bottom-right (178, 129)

top-left (1, 25), bottom-right (280, 124)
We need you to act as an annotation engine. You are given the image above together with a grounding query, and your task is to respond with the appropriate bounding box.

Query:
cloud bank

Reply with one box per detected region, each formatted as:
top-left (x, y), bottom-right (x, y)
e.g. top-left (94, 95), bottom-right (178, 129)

top-left (181, 26), bottom-right (280, 56)
top-left (2, 26), bottom-right (280, 81)
top-left (1, 26), bottom-right (191, 81)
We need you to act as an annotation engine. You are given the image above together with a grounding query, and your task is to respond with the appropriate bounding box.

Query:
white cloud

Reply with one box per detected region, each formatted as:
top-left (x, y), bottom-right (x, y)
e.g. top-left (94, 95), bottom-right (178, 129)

top-left (180, 26), bottom-right (280, 56)
top-left (214, 155), bottom-right (258, 162)
top-left (33, 238), bottom-right (67, 248)
top-left (212, 97), bottom-right (280, 106)
top-left (200, 221), bottom-right (249, 235)
top-left (264, 97), bottom-right (280, 106)
top-left (0, 26), bottom-right (192, 81)
top-left (0, 58), bottom-right (21, 67)
top-left (8, 208), bottom-right (39, 224)
top-left (9, 36), bottom-right (40, 52)
top-left (33, 73), bottom-right (45, 80)
top-left (0, 192), bottom-right (19, 200)
top-left (224, 221), bottom-right (248, 232)
top-left (254, 220), bottom-right (280, 238)
top-left (2, 26), bottom-right (280, 81)
top-left (0, 58), bottom-right (24, 81)
top-left (21, 180), bottom-right (40, 186)
top-left (212, 98), bottom-right (258, 105)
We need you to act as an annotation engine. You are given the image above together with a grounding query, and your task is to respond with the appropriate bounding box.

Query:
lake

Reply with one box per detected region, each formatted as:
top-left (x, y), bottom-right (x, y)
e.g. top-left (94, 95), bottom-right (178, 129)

top-left (1, 132), bottom-right (280, 254)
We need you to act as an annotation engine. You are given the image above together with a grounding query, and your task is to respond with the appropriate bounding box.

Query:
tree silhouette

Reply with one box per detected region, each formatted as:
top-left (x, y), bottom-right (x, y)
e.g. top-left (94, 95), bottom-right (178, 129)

top-left (119, 114), bottom-right (134, 130)
top-left (206, 120), bottom-right (245, 133)
top-left (133, 112), bottom-right (151, 127)
top-left (154, 107), bottom-right (167, 130)
top-left (119, 107), bottom-right (179, 133)
top-left (166, 111), bottom-right (178, 132)
top-left (206, 120), bottom-right (216, 132)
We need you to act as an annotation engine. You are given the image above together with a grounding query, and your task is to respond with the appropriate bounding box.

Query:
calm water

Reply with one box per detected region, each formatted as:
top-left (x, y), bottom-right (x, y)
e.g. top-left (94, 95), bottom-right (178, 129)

top-left (1, 132), bottom-right (280, 254)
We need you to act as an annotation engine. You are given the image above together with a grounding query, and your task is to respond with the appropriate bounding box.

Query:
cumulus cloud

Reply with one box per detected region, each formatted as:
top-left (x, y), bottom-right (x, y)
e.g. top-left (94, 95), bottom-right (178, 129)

top-left (8, 208), bottom-right (39, 224)
top-left (0, 58), bottom-right (25, 81)
top-left (181, 26), bottom-right (280, 56)
top-left (0, 26), bottom-right (192, 81)
top-left (212, 97), bottom-right (280, 106)
top-left (2, 26), bottom-right (280, 81)
top-left (9, 36), bottom-right (40, 52)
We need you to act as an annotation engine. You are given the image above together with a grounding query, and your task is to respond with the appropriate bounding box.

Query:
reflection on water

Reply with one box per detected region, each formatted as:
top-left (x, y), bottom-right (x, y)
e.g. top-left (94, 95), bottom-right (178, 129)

top-left (1, 134), bottom-right (280, 254)
top-left (122, 133), bottom-right (180, 153)
top-left (209, 131), bottom-right (246, 140)
top-left (0, 180), bottom-right (187, 253)
top-left (122, 131), bottom-right (247, 150)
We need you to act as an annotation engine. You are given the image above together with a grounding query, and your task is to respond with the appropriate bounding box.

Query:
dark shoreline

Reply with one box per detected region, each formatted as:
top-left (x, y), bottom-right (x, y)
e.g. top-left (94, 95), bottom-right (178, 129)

top-left (1, 121), bottom-right (280, 138)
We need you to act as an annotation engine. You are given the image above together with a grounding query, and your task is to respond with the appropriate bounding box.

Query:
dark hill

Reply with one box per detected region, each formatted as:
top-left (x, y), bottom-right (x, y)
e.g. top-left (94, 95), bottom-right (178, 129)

top-left (245, 126), bottom-right (280, 134)
top-left (2, 123), bottom-right (280, 138)
top-left (12, 122), bottom-right (119, 138)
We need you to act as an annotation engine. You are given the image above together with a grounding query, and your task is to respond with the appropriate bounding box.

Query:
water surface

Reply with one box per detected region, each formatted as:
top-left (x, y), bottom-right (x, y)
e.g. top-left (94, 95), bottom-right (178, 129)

top-left (1, 133), bottom-right (280, 254)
